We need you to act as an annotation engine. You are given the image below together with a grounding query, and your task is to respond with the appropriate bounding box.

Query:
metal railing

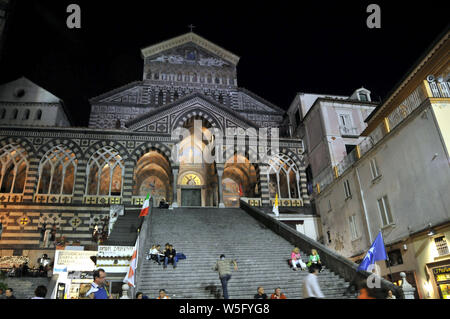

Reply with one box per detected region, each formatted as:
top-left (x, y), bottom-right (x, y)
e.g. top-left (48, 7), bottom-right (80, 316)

top-left (339, 126), bottom-right (359, 136)
top-left (429, 80), bottom-right (450, 98)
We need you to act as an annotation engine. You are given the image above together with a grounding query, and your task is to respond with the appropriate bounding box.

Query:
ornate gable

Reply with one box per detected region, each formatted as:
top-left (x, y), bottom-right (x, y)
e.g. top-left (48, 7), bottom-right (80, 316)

top-left (141, 32), bottom-right (240, 66)
top-left (126, 93), bottom-right (259, 135)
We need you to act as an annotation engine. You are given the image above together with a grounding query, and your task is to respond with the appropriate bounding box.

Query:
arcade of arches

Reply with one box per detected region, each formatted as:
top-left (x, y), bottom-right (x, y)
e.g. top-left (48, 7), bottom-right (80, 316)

top-left (0, 131), bottom-right (304, 208)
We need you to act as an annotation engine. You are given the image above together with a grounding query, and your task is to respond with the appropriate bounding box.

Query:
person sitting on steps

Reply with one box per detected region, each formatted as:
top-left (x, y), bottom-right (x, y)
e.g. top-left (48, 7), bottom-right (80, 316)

top-left (290, 247), bottom-right (306, 271)
top-left (307, 249), bottom-right (322, 273)
top-left (164, 244), bottom-right (177, 269)
top-left (147, 244), bottom-right (163, 265)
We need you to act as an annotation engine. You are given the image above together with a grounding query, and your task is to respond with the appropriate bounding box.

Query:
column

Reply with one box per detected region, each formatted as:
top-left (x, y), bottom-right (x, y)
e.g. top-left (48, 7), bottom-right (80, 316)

top-left (217, 164), bottom-right (225, 208)
top-left (72, 158), bottom-right (88, 204)
top-left (121, 160), bottom-right (135, 206)
top-left (170, 167), bottom-right (179, 209)
top-left (259, 164), bottom-right (270, 207)
top-left (22, 157), bottom-right (40, 202)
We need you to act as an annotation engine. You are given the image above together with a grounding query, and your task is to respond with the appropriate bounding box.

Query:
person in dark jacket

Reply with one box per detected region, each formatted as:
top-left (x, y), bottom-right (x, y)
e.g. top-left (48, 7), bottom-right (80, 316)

top-left (164, 245), bottom-right (177, 269)
top-left (254, 286), bottom-right (268, 299)
top-left (5, 288), bottom-right (16, 299)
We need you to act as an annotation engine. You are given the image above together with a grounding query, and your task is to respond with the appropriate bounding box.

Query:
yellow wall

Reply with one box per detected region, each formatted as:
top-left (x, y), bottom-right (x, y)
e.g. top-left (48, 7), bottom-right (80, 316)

top-left (412, 226), bottom-right (450, 299)
top-left (432, 102), bottom-right (450, 154)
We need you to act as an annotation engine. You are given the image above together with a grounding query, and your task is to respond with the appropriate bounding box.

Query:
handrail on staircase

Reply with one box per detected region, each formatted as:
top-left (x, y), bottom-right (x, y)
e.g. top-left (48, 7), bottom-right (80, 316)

top-left (239, 200), bottom-right (403, 298)
top-left (132, 197), bottom-right (153, 298)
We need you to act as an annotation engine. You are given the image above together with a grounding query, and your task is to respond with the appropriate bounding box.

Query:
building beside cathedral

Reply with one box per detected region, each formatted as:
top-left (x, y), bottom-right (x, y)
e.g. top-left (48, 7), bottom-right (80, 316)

top-left (310, 30), bottom-right (450, 299)
top-left (0, 32), bottom-right (314, 258)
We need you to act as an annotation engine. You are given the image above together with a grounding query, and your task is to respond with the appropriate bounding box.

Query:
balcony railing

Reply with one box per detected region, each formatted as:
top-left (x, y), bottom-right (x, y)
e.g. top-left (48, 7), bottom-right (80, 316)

top-left (0, 193), bottom-right (23, 203)
top-left (314, 81), bottom-right (438, 195)
top-left (83, 195), bottom-right (122, 205)
top-left (339, 126), bottom-right (359, 137)
top-left (429, 80), bottom-right (450, 98)
top-left (240, 197), bottom-right (262, 207)
top-left (269, 198), bottom-right (303, 207)
top-left (34, 194), bottom-right (73, 204)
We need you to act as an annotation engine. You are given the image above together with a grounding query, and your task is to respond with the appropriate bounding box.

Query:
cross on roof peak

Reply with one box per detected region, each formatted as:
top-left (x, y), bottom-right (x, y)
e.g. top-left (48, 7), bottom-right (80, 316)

top-left (188, 24), bottom-right (196, 32)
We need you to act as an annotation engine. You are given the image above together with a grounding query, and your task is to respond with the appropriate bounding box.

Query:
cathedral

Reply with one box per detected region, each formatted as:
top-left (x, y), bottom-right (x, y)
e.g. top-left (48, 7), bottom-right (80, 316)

top-left (0, 32), bottom-right (309, 251)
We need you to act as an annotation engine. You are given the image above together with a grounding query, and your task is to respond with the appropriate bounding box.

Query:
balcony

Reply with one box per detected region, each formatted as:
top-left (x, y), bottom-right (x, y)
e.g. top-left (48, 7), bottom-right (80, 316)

top-left (339, 126), bottom-right (359, 137)
top-left (428, 80), bottom-right (450, 98)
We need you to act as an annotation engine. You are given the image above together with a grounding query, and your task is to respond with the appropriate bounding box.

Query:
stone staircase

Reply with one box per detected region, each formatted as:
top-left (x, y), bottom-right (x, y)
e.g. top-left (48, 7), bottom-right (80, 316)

top-left (137, 208), bottom-right (354, 299)
top-left (104, 209), bottom-right (141, 246)
top-left (2, 277), bottom-right (51, 299)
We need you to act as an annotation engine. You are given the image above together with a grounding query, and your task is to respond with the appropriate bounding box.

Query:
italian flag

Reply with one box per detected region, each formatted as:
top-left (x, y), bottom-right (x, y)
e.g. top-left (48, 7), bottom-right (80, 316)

top-left (139, 193), bottom-right (150, 217)
top-left (123, 239), bottom-right (139, 288)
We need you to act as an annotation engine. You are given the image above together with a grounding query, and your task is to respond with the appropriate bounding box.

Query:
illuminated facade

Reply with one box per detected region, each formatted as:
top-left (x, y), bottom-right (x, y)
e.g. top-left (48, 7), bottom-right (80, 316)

top-left (0, 32), bottom-right (310, 255)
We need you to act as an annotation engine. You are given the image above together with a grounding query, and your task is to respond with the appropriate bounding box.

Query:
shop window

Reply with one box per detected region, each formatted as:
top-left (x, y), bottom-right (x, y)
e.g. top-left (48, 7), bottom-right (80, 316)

top-left (385, 249), bottom-right (403, 267)
top-left (435, 236), bottom-right (449, 256)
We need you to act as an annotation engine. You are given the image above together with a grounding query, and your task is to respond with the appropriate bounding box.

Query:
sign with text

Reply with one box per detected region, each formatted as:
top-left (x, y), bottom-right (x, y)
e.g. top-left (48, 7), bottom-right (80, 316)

top-left (98, 245), bottom-right (134, 257)
top-left (53, 250), bottom-right (97, 273)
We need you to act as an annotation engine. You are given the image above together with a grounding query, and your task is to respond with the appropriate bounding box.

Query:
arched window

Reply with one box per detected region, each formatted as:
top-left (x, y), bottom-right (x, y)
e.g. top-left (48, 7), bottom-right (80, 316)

top-left (215, 77), bottom-right (220, 84)
top-left (23, 109), bottom-right (30, 120)
top-left (0, 144), bottom-right (28, 193)
top-left (36, 109), bottom-right (42, 120)
top-left (37, 145), bottom-right (77, 195)
top-left (177, 73), bottom-right (182, 81)
top-left (207, 74), bottom-right (212, 83)
top-left (192, 73), bottom-right (198, 82)
top-left (86, 146), bottom-right (124, 196)
top-left (154, 73), bottom-right (159, 80)
top-left (174, 92), bottom-right (179, 101)
top-left (12, 109), bottom-right (18, 120)
top-left (0, 109), bottom-right (6, 119)
top-left (267, 153), bottom-right (300, 199)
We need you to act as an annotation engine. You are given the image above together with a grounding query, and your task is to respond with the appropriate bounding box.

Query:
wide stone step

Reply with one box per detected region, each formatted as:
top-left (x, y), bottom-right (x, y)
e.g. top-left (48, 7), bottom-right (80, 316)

top-left (130, 208), bottom-right (354, 299)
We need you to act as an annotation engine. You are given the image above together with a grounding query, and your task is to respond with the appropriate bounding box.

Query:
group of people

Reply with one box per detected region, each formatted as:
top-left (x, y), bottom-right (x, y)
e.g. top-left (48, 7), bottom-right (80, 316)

top-left (136, 289), bottom-right (170, 299)
top-left (147, 243), bottom-right (178, 269)
top-left (290, 248), bottom-right (322, 273)
top-left (4, 254), bottom-right (52, 278)
top-left (253, 262), bottom-right (325, 299)
top-left (0, 285), bottom-right (48, 299)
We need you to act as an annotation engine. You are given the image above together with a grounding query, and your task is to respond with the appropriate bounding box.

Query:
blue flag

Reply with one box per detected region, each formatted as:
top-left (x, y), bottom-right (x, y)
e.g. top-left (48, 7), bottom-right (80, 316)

top-left (357, 231), bottom-right (387, 271)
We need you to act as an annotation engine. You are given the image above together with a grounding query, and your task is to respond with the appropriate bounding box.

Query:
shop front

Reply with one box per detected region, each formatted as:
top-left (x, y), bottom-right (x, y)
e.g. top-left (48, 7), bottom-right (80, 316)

top-left (430, 263), bottom-right (450, 299)
top-left (51, 249), bottom-right (98, 299)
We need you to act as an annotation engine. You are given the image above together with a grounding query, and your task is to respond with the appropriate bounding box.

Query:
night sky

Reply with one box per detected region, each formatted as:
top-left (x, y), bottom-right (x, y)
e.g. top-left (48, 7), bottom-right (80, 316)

top-left (0, 0), bottom-right (448, 126)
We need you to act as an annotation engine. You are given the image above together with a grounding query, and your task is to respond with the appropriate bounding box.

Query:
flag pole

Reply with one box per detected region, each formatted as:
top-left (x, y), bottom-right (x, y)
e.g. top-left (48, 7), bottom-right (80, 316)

top-left (380, 229), bottom-right (394, 282)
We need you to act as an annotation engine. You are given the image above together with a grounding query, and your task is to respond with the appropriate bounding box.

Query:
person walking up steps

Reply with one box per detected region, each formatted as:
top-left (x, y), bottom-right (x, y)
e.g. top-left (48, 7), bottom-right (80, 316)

top-left (302, 263), bottom-right (325, 299)
top-left (213, 254), bottom-right (237, 299)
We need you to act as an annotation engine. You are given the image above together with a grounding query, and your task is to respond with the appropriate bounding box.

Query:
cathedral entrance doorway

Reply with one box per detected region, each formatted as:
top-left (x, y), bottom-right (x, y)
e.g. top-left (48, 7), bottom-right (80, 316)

top-left (175, 116), bottom-right (218, 207)
top-left (181, 189), bottom-right (202, 207)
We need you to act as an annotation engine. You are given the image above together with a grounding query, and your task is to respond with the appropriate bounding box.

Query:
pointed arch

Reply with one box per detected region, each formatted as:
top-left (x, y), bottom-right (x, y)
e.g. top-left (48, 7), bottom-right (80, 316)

top-left (86, 146), bottom-right (124, 196)
top-left (37, 145), bottom-right (77, 195)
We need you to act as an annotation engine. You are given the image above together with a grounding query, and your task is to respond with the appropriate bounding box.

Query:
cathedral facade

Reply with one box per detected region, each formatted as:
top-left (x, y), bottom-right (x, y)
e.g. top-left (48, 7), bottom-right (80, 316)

top-left (0, 32), bottom-right (309, 251)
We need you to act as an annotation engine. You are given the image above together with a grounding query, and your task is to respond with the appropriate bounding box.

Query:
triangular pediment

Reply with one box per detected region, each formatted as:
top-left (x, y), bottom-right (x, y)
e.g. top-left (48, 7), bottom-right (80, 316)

top-left (0, 77), bottom-right (61, 103)
top-left (125, 93), bottom-right (259, 135)
top-left (141, 32), bottom-right (240, 66)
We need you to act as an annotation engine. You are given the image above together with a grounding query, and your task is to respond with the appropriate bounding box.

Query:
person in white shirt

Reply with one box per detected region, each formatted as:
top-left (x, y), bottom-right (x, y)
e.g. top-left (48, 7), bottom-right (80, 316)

top-left (302, 263), bottom-right (325, 299)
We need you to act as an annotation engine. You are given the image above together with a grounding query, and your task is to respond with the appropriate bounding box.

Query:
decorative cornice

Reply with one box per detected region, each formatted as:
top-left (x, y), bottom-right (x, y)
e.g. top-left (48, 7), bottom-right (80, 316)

top-left (140, 32), bottom-right (240, 66)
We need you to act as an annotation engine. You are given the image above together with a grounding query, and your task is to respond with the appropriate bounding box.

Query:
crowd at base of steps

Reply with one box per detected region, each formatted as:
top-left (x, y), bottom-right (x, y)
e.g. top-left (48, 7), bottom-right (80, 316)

top-left (140, 246), bottom-right (396, 300)
top-left (0, 285), bottom-right (47, 299)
